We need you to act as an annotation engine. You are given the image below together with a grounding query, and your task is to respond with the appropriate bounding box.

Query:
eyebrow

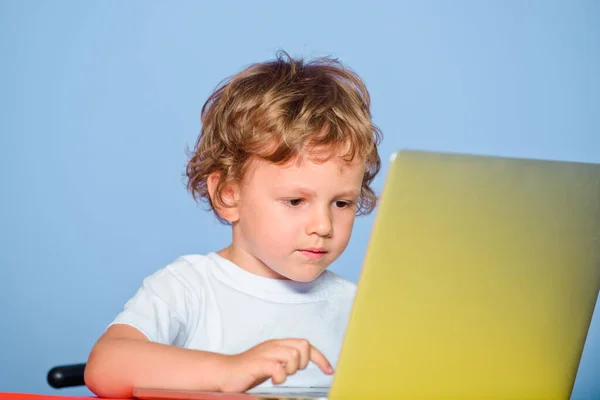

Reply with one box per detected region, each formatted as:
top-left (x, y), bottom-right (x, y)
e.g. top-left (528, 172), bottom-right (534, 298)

top-left (335, 189), bottom-right (361, 198)
top-left (273, 187), bottom-right (316, 197)
top-left (273, 187), bottom-right (360, 198)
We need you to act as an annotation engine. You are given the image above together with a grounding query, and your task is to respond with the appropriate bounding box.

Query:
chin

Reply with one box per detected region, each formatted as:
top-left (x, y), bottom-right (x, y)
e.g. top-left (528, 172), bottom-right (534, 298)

top-left (285, 268), bottom-right (326, 283)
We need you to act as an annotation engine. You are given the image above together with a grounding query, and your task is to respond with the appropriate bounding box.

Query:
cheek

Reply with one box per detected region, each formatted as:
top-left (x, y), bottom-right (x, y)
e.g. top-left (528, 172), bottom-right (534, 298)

top-left (243, 202), bottom-right (299, 246)
top-left (334, 213), bottom-right (356, 241)
top-left (263, 210), bottom-right (300, 245)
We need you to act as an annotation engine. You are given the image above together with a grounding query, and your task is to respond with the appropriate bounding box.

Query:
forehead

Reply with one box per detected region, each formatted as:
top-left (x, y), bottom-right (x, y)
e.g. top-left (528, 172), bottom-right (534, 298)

top-left (242, 154), bottom-right (365, 188)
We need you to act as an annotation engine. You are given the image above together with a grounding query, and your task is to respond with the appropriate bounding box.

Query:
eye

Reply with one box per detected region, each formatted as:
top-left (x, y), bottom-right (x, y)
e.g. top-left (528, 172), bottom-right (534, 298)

top-left (285, 199), bottom-right (304, 207)
top-left (334, 200), bottom-right (353, 209)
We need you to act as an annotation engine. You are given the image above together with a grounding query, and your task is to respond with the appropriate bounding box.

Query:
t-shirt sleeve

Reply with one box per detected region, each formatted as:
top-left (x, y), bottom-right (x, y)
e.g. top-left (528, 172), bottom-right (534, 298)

top-left (108, 260), bottom-right (197, 346)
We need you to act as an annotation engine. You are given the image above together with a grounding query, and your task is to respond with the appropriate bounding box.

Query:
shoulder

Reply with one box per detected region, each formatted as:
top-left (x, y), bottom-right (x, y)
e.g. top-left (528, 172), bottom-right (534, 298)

top-left (164, 253), bottom-right (214, 277)
top-left (111, 254), bottom-right (218, 345)
top-left (141, 254), bottom-right (217, 298)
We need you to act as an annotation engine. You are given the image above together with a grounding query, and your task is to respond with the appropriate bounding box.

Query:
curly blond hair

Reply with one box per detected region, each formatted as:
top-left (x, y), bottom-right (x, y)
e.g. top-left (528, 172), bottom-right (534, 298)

top-left (186, 51), bottom-right (382, 224)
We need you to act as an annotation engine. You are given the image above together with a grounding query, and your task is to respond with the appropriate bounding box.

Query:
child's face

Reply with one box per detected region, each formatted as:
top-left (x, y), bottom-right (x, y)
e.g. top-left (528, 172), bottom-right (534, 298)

top-left (225, 153), bottom-right (366, 282)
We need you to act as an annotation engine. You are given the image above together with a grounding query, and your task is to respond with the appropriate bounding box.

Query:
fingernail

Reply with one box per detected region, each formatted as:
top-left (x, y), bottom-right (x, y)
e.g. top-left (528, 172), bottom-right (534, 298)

top-left (327, 366), bottom-right (334, 374)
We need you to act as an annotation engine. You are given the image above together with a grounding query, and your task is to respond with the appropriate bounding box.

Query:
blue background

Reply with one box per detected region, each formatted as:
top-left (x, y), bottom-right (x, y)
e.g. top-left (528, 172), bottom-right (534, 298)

top-left (1, 1), bottom-right (598, 397)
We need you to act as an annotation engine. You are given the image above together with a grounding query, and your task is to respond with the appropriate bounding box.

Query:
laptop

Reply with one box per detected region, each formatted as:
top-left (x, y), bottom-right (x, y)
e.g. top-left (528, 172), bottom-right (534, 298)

top-left (134, 150), bottom-right (600, 400)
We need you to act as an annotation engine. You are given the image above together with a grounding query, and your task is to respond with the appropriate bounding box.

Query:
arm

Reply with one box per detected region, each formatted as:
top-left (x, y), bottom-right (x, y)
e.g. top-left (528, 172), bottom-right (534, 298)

top-left (85, 325), bottom-right (334, 397)
top-left (84, 324), bottom-right (229, 398)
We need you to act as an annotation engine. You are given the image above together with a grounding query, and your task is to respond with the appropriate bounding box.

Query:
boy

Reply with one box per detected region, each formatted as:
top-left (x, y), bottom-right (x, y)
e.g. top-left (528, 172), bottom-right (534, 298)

top-left (85, 51), bottom-right (382, 398)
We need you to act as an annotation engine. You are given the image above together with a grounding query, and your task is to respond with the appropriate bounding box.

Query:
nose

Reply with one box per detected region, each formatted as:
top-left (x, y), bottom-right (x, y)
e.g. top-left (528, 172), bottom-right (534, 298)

top-left (307, 206), bottom-right (333, 238)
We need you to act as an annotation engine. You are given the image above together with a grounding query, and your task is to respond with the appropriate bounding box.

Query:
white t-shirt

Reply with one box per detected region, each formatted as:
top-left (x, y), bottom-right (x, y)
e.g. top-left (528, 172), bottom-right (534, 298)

top-left (110, 252), bottom-right (356, 390)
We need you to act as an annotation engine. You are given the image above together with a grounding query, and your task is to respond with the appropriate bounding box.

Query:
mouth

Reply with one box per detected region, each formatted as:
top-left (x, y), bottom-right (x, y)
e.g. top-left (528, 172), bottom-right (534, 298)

top-left (297, 248), bottom-right (328, 260)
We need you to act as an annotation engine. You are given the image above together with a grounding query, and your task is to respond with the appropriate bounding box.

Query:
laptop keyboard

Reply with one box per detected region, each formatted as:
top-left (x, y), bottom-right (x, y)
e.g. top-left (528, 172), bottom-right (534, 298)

top-left (252, 388), bottom-right (328, 399)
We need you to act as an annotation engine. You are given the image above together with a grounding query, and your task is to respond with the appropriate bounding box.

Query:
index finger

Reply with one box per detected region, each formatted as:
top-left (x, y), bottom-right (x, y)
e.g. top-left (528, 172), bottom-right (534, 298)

top-left (308, 344), bottom-right (334, 375)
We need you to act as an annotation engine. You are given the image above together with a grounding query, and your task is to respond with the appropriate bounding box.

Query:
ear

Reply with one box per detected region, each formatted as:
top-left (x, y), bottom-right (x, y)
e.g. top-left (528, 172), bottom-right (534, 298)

top-left (207, 172), bottom-right (240, 223)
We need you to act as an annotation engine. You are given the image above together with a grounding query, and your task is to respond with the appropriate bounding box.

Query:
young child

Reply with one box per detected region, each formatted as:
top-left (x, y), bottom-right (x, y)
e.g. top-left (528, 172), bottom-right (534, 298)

top-left (84, 51), bottom-right (382, 398)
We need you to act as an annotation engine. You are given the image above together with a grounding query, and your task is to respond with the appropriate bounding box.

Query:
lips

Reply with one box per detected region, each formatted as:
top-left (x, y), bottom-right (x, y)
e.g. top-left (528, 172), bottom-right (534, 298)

top-left (301, 247), bottom-right (327, 254)
top-left (298, 248), bottom-right (328, 260)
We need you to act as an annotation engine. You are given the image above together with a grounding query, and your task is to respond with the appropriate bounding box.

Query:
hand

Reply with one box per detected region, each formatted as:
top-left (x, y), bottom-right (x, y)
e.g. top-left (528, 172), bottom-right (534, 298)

top-left (219, 338), bottom-right (334, 393)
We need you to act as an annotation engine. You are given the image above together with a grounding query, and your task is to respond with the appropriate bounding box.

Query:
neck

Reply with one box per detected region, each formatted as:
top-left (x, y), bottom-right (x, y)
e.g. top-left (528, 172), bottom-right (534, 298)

top-left (217, 243), bottom-right (290, 280)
